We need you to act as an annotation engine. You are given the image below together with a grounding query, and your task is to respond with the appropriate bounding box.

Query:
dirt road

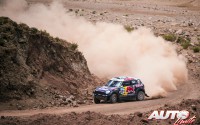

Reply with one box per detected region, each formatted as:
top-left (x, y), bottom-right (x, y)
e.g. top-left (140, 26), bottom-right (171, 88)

top-left (1, 79), bottom-right (199, 116)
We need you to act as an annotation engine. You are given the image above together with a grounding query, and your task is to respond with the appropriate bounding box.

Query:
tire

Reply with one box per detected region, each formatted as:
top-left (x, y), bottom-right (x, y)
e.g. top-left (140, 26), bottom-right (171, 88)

top-left (94, 97), bottom-right (100, 104)
top-left (109, 94), bottom-right (118, 103)
top-left (136, 91), bottom-right (145, 101)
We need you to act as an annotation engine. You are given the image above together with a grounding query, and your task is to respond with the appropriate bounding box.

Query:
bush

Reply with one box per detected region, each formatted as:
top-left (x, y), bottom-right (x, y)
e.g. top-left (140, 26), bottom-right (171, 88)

top-left (55, 37), bottom-right (65, 45)
top-left (55, 37), bottom-right (60, 42)
top-left (176, 36), bottom-right (192, 49)
top-left (70, 43), bottom-right (78, 51)
top-left (124, 25), bottom-right (134, 32)
top-left (41, 30), bottom-right (50, 37)
top-left (0, 17), bottom-right (9, 25)
top-left (162, 34), bottom-right (176, 42)
top-left (19, 23), bottom-right (29, 31)
top-left (30, 27), bottom-right (39, 34)
top-left (181, 41), bottom-right (191, 49)
top-left (177, 37), bottom-right (190, 43)
top-left (193, 46), bottom-right (200, 53)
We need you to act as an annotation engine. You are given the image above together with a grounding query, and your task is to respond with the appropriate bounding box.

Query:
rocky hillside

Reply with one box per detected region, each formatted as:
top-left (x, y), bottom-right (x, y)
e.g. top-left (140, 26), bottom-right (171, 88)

top-left (0, 17), bottom-right (101, 110)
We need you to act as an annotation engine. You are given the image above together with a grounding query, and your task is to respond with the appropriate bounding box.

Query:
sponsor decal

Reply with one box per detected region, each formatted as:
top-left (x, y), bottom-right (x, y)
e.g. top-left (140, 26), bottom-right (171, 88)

top-left (119, 87), bottom-right (125, 95)
top-left (148, 110), bottom-right (196, 125)
top-left (124, 77), bottom-right (133, 81)
top-left (98, 86), bottom-right (108, 91)
top-left (120, 86), bottom-right (134, 95)
top-left (135, 84), bottom-right (143, 88)
top-left (126, 86), bottom-right (134, 93)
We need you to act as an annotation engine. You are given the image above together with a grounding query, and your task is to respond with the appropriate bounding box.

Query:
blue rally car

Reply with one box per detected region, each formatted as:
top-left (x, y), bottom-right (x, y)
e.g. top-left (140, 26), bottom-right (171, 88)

top-left (93, 76), bottom-right (149, 103)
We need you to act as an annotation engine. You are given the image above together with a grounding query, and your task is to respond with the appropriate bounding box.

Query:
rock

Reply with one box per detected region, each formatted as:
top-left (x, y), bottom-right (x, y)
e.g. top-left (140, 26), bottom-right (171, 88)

top-left (69, 85), bottom-right (76, 90)
top-left (141, 119), bottom-right (149, 123)
top-left (19, 38), bottom-right (26, 43)
top-left (180, 23), bottom-right (187, 27)
top-left (175, 29), bottom-right (183, 35)
top-left (72, 101), bottom-right (78, 107)
top-left (19, 35), bottom-right (27, 43)
top-left (69, 95), bottom-right (75, 101)
top-left (171, 22), bottom-right (178, 26)
top-left (61, 101), bottom-right (68, 105)
top-left (33, 105), bottom-right (38, 108)
top-left (188, 22), bottom-right (193, 26)
top-left (191, 104), bottom-right (197, 111)
top-left (1, 116), bottom-right (5, 119)
top-left (184, 31), bottom-right (190, 36)
top-left (148, 17), bottom-right (152, 20)
top-left (67, 103), bottom-right (72, 107)
top-left (50, 101), bottom-right (55, 105)
top-left (87, 96), bottom-right (93, 100)
top-left (164, 104), bottom-right (168, 107)
top-left (128, 114), bottom-right (134, 121)
top-left (81, 89), bottom-right (88, 96)
top-left (129, 113), bottom-right (134, 116)
top-left (135, 112), bottom-right (143, 117)
top-left (66, 98), bottom-right (72, 103)
top-left (55, 95), bottom-right (60, 98)
top-left (84, 100), bottom-right (90, 105)
top-left (194, 27), bottom-right (198, 31)
top-left (62, 96), bottom-right (67, 101)
top-left (58, 67), bottom-right (63, 72)
top-left (107, 115), bottom-right (112, 120)
top-left (17, 105), bottom-right (22, 110)
top-left (77, 100), bottom-right (85, 104)
top-left (168, 29), bottom-right (173, 33)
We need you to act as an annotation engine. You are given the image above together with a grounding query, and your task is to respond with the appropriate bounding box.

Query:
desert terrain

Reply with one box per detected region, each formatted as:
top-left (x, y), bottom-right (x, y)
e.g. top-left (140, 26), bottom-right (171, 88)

top-left (0, 0), bottom-right (200, 125)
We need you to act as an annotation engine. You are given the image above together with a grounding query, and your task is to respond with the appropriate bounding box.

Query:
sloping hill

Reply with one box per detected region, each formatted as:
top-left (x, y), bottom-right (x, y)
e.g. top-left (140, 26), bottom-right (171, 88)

top-left (0, 17), bottom-right (101, 110)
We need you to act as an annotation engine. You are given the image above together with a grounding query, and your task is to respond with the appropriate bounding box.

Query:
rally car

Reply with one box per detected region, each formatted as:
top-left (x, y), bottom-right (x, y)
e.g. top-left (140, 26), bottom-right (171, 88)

top-left (93, 76), bottom-right (149, 103)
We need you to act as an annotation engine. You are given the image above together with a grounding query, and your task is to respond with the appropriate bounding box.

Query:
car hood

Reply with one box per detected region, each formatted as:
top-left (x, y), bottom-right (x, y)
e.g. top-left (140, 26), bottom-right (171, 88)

top-left (95, 86), bottom-right (118, 92)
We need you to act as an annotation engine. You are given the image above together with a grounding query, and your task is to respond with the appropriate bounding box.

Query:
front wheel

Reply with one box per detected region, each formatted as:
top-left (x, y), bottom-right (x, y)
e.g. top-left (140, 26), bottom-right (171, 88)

top-left (94, 97), bottom-right (100, 104)
top-left (136, 91), bottom-right (145, 101)
top-left (109, 94), bottom-right (118, 103)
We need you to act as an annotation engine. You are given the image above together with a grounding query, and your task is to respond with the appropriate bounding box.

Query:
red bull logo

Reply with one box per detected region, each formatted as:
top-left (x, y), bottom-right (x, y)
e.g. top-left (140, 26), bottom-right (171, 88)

top-left (121, 86), bottom-right (135, 95)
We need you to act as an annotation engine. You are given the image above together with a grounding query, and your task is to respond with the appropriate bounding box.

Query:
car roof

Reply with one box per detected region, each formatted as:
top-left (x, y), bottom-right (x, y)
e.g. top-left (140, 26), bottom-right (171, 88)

top-left (111, 76), bottom-right (139, 82)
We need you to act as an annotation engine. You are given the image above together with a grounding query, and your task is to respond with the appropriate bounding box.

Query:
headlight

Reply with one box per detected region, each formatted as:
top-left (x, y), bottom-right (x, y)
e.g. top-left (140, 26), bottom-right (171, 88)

top-left (105, 90), bottom-right (110, 94)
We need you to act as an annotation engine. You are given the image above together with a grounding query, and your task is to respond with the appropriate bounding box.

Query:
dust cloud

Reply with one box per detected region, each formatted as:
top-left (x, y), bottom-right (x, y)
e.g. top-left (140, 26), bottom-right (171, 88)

top-left (0, 0), bottom-right (188, 97)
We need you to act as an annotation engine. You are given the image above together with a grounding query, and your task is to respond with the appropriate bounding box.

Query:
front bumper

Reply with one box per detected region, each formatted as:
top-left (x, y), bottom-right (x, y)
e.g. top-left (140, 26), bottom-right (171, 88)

top-left (93, 92), bottom-right (111, 101)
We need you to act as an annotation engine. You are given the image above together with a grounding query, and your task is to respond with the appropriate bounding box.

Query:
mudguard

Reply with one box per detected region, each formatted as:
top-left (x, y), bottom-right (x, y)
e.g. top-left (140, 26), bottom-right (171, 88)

top-left (145, 93), bottom-right (149, 97)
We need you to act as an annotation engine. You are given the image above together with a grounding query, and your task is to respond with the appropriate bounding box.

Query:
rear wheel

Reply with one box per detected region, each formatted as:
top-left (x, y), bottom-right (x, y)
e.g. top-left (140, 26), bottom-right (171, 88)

top-left (136, 91), bottom-right (145, 101)
top-left (110, 94), bottom-right (118, 103)
top-left (94, 97), bottom-right (100, 104)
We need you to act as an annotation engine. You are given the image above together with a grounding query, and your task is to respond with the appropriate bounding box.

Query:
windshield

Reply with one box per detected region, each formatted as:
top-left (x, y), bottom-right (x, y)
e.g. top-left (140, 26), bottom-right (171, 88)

top-left (105, 80), bottom-right (122, 87)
